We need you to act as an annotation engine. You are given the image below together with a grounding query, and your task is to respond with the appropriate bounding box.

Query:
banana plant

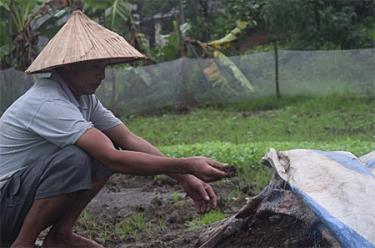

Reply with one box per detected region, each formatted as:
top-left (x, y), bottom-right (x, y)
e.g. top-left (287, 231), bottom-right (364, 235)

top-left (0, 0), bottom-right (9, 57)
top-left (197, 20), bottom-right (255, 94)
top-left (84, 0), bottom-right (131, 34)
top-left (0, 0), bottom-right (71, 69)
top-left (208, 21), bottom-right (251, 49)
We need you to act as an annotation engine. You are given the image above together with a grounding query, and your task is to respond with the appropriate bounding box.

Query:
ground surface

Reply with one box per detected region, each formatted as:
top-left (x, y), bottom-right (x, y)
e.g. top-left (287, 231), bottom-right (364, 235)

top-left (73, 96), bottom-right (373, 247)
top-left (78, 174), bottom-right (325, 248)
top-left (79, 174), bottom-right (244, 247)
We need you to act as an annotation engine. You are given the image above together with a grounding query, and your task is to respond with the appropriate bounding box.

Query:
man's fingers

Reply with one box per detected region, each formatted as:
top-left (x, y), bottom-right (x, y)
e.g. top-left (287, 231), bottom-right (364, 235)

top-left (199, 184), bottom-right (216, 213)
top-left (197, 167), bottom-right (227, 183)
top-left (196, 200), bottom-right (205, 214)
top-left (205, 184), bottom-right (217, 208)
top-left (205, 202), bottom-right (211, 213)
top-left (197, 182), bottom-right (210, 201)
top-left (199, 201), bottom-right (206, 213)
top-left (211, 167), bottom-right (228, 178)
top-left (208, 159), bottom-right (225, 170)
top-left (195, 201), bottom-right (202, 213)
top-left (195, 196), bottom-right (210, 213)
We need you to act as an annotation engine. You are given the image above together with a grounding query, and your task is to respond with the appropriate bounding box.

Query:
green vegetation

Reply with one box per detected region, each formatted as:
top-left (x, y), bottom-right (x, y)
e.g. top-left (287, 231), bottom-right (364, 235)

top-left (186, 209), bottom-right (226, 230)
top-left (77, 210), bottom-right (112, 243)
top-left (125, 96), bottom-right (375, 189)
top-left (115, 212), bottom-right (147, 238)
top-left (2, 0), bottom-right (375, 69)
top-left (78, 210), bottom-right (169, 242)
top-left (126, 96), bottom-right (374, 145)
top-left (172, 191), bottom-right (182, 206)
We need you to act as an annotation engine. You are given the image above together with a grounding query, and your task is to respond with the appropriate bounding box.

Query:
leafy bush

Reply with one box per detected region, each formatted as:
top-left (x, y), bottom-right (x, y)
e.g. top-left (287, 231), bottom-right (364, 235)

top-left (161, 140), bottom-right (375, 189)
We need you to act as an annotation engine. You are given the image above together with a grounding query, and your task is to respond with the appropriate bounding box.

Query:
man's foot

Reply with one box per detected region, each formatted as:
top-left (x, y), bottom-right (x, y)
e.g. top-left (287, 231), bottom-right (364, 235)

top-left (43, 231), bottom-right (104, 248)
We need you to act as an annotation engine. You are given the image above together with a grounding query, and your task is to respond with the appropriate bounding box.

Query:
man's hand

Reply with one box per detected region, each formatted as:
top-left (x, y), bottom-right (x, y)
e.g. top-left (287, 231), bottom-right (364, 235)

top-left (180, 175), bottom-right (218, 214)
top-left (103, 125), bottom-right (228, 181)
top-left (182, 156), bottom-right (227, 182)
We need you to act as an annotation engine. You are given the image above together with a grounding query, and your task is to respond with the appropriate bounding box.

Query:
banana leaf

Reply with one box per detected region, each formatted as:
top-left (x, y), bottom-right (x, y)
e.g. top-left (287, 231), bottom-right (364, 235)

top-left (208, 21), bottom-right (249, 49)
top-left (202, 60), bottom-right (238, 95)
top-left (203, 60), bottom-right (230, 89)
top-left (213, 50), bottom-right (254, 92)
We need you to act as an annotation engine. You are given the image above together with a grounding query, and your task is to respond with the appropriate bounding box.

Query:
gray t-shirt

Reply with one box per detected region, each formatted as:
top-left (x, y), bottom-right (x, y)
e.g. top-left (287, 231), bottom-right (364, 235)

top-left (0, 72), bottom-right (122, 188)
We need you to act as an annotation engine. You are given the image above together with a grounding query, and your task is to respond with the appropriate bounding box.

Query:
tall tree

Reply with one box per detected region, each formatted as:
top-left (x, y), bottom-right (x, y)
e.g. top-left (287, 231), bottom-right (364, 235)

top-left (260, 0), bottom-right (375, 49)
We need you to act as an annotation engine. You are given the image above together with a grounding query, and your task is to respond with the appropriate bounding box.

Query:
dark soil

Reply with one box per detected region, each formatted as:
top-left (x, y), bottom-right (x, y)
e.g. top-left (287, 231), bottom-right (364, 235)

top-left (219, 214), bottom-right (330, 248)
top-left (77, 174), bottom-right (326, 248)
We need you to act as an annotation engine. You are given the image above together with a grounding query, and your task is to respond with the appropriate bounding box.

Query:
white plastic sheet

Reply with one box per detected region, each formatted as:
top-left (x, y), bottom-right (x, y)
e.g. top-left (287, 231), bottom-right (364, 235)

top-left (264, 149), bottom-right (375, 248)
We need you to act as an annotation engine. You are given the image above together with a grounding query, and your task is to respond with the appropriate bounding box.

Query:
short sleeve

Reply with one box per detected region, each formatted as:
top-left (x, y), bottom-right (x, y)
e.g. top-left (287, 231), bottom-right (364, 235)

top-left (90, 97), bottom-right (122, 131)
top-left (28, 100), bottom-right (93, 147)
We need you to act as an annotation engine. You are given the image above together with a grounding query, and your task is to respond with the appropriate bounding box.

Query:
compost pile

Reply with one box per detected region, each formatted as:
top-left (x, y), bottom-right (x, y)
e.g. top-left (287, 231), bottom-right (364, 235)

top-left (196, 171), bottom-right (336, 248)
top-left (77, 158), bottom-right (338, 248)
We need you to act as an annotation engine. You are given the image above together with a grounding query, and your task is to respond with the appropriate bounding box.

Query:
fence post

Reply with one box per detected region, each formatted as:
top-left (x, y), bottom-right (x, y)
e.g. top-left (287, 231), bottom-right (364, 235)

top-left (274, 41), bottom-right (281, 98)
top-left (110, 68), bottom-right (117, 113)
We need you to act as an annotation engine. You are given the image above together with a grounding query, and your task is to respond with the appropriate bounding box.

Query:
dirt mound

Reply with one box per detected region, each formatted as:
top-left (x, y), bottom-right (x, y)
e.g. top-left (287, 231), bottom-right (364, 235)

top-left (195, 172), bottom-right (337, 248)
top-left (219, 214), bottom-right (326, 248)
top-left (79, 174), bottom-right (245, 247)
top-left (73, 172), bottom-right (334, 248)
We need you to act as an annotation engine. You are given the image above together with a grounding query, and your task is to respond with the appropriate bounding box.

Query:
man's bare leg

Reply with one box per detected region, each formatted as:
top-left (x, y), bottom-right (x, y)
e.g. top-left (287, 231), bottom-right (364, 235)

top-left (43, 178), bottom-right (108, 248)
top-left (11, 178), bottom-right (108, 248)
top-left (11, 192), bottom-right (77, 248)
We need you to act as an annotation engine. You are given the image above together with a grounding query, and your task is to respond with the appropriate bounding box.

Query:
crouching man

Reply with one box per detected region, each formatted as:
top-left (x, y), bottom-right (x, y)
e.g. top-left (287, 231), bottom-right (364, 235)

top-left (0, 10), bottom-right (228, 247)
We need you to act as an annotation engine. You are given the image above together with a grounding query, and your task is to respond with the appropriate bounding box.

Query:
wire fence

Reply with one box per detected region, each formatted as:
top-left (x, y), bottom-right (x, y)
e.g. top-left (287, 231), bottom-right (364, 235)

top-left (1, 48), bottom-right (374, 115)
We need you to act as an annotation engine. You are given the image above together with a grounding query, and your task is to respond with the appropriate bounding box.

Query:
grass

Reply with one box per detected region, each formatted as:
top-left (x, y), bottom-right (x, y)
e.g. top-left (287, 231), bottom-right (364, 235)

top-left (162, 140), bottom-right (375, 190)
top-left (125, 96), bottom-right (374, 145)
top-left (172, 191), bottom-right (182, 206)
top-left (124, 95), bottom-right (375, 189)
top-left (115, 212), bottom-right (147, 239)
top-left (77, 210), bottom-right (113, 243)
top-left (78, 210), bottom-right (168, 243)
top-left (186, 209), bottom-right (227, 230)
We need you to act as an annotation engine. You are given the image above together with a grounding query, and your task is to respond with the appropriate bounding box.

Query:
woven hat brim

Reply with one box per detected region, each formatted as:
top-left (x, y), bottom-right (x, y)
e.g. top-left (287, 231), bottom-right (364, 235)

top-left (25, 10), bottom-right (146, 74)
top-left (26, 56), bottom-right (145, 74)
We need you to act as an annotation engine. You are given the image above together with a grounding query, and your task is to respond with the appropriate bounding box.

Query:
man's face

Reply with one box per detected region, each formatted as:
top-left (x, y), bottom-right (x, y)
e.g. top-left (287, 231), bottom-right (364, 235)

top-left (66, 62), bottom-right (107, 96)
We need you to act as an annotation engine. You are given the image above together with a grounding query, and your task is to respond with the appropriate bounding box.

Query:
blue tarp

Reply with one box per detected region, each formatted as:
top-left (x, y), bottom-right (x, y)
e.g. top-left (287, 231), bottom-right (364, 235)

top-left (265, 149), bottom-right (375, 248)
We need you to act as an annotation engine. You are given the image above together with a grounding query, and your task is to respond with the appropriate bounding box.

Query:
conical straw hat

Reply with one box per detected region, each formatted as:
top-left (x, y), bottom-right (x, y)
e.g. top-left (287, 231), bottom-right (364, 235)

top-left (26, 10), bottom-right (146, 74)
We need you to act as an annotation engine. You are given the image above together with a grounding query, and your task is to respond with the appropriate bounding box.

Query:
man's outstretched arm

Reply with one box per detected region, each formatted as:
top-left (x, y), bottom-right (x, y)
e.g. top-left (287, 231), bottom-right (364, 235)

top-left (76, 126), bottom-right (227, 182)
top-left (102, 124), bottom-right (214, 181)
top-left (103, 124), bottom-right (198, 182)
top-left (103, 124), bottom-right (167, 158)
top-left (102, 124), bottom-right (223, 213)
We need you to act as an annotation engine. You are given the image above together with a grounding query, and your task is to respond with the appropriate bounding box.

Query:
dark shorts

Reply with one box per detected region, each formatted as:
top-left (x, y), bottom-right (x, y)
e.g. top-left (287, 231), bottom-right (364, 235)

top-left (0, 145), bottom-right (112, 246)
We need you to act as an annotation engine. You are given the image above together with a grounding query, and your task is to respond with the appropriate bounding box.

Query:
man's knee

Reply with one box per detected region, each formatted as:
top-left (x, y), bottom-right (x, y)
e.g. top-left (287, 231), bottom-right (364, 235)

top-left (50, 146), bottom-right (92, 174)
top-left (34, 146), bottom-right (93, 197)
top-left (60, 145), bottom-right (91, 165)
top-left (51, 145), bottom-right (112, 182)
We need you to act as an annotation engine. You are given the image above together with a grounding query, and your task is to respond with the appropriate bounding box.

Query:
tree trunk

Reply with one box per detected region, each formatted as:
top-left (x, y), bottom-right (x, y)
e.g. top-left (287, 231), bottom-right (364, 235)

top-left (274, 41), bottom-right (280, 99)
top-left (199, 0), bottom-right (210, 42)
top-left (176, 1), bottom-right (186, 57)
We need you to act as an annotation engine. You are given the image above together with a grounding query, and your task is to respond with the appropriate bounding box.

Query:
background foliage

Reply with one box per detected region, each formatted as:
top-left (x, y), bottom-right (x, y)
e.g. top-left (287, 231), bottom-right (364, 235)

top-left (1, 0), bottom-right (374, 70)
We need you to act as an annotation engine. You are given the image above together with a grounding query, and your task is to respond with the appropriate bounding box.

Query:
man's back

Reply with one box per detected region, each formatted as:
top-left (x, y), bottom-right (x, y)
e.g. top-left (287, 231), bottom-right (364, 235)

top-left (0, 74), bottom-right (121, 188)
